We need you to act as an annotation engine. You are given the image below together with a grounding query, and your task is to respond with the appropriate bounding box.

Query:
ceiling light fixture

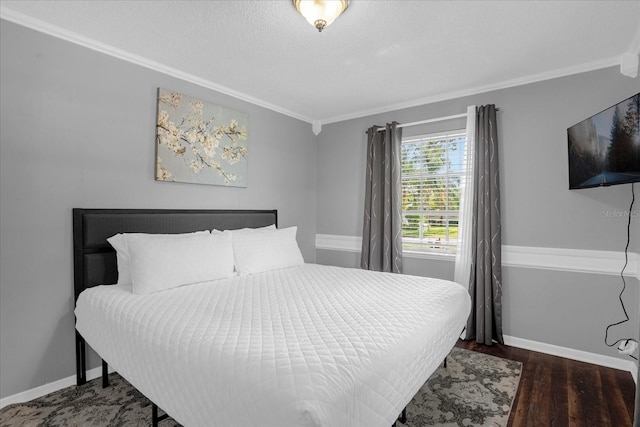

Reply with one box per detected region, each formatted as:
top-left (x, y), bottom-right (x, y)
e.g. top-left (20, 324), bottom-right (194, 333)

top-left (293, 0), bottom-right (349, 32)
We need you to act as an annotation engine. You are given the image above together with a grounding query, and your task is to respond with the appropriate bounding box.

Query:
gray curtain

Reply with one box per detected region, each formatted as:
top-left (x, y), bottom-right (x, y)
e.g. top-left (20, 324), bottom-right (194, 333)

top-left (465, 105), bottom-right (504, 345)
top-left (361, 122), bottom-right (403, 273)
top-left (635, 353), bottom-right (640, 426)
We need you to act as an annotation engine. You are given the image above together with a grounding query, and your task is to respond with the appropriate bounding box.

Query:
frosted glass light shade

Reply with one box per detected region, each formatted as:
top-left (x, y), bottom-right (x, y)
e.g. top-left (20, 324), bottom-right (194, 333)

top-left (293, 0), bottom-right (349, 32)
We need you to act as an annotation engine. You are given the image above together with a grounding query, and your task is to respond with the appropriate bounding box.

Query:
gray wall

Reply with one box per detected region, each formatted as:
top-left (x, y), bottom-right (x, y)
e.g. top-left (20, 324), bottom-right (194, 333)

top-left (1, 17), bottom-right (638, 401)
top-left (0, 21), bottom-right (317, 399)
top-left (316, 66), bottom-right (640, 360)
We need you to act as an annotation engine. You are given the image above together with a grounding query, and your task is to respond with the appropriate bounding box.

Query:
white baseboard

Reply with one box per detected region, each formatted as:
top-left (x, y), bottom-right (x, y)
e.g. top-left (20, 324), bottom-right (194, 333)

top-left (2, 336), bottom-right (635, 409)
top-left (504, 335), bottom-right (637, 383)
top-left (0, 365), bottom-right (114, 410)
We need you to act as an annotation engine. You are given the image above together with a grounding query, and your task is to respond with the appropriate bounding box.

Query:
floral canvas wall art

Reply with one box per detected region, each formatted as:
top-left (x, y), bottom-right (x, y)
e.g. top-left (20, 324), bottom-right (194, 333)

top-left (155, 88), bottom-right (249, 187)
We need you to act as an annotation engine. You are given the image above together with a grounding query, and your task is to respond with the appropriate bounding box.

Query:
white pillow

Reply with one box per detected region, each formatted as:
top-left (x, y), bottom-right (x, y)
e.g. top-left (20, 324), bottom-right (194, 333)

top-left (212, 225), bottom-right (277, 274)
top-left (107, 231), bottom-right (210, 285)
top-left (127, 232), bottom-right (234, 294)
top-left (232, 226), bottom-right (304, 275)
top-left (212, 224), bottom-right (275, 234)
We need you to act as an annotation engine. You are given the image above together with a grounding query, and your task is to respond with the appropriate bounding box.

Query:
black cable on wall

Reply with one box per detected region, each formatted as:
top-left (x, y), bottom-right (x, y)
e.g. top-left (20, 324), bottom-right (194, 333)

top-left (604, 182), bottom-right (638, 360)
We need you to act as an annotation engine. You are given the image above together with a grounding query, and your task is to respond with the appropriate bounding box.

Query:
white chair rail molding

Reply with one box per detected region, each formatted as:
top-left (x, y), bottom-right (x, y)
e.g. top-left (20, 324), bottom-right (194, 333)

top-left (315, 234), bottom-right (640, 279)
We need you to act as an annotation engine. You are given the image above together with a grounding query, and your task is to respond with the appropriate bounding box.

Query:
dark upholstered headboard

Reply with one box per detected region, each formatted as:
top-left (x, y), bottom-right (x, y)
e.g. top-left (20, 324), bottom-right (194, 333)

top-left (72, 209), bottom-right (278, 300)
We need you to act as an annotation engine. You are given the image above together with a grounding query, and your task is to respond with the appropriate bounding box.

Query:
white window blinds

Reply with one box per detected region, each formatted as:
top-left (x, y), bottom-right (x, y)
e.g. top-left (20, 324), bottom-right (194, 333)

top-left (401, 130), bottom-right (467, 254)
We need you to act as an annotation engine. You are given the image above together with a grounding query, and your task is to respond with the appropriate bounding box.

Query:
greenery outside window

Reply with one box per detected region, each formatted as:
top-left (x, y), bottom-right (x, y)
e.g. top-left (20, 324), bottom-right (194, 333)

top-left (401, 130), bottom-right (467, 254)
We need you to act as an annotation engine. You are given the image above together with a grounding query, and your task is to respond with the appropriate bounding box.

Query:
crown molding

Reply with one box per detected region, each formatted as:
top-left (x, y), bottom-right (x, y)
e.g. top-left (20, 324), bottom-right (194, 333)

top-left (312, 121), bottom-right (322, 135)
top-left (1, 6), bottom-right (633, 133)
top-left (0, 7), bottom-right (315, 127)
top-left (620, 53), bottom-right (638, 78)
top-left (627, 25), bottom-right (640, 56)
top-left (620, 26), bottom-right (640, 78)
top-left (318, 56), bottom-right (621, 125)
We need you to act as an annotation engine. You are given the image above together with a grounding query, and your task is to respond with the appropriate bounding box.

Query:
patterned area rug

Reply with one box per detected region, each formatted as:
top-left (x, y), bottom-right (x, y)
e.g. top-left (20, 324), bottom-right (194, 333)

top-left (0, 348), bottom-right (521, 427)
top-left (405, 348), bottom-right (522, 427)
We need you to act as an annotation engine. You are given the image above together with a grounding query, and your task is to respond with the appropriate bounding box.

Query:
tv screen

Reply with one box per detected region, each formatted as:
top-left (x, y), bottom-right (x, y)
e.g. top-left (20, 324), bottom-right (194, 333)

top-left (568, 92), bottom-right (640, 189)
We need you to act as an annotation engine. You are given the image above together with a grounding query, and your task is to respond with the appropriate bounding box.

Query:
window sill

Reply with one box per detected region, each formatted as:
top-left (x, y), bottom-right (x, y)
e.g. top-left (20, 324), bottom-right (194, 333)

top-left (402, 250), bottom-right (456, 261)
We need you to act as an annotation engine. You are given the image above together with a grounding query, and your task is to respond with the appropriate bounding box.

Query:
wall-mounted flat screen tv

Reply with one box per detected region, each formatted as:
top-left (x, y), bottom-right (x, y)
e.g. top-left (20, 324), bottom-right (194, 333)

top-left (568, 92), bottom-right (640, 189)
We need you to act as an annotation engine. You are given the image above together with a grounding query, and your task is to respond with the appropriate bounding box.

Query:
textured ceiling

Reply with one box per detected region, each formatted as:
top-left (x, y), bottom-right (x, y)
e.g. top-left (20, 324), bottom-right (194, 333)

top-left (1, 0), bottom-right (639, 126)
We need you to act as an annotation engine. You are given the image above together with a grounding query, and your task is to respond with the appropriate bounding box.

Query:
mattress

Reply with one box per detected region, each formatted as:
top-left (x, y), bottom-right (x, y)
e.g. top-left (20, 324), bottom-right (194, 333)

top-left (75, 263), bottom-right (471, 427)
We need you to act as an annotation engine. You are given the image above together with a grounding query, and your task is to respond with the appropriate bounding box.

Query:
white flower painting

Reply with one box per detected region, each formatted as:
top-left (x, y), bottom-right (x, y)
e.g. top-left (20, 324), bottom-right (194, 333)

top-left (155, 88), bottom-right (248, 187)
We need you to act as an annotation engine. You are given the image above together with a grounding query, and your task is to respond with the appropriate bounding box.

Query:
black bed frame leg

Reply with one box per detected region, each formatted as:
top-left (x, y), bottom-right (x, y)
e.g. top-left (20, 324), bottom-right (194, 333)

top-left (444, 356), bottom-right (447, 368)
top-left (75, 331), bottom-right (86, 386)
top-left (152, 403), bottom-right (169, 426)
top-left (102, 359), bottom-right (109, 388)
top-left (152, 404), bottom-right (159, 427)
top-left (399, 407), bottom-right (407, 423)
top-left (76, 329), bottom-right (110, 389)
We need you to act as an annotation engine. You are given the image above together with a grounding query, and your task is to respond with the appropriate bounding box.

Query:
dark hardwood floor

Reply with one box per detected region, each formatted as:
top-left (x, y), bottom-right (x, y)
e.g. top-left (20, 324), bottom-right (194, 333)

top-left (455, 340), bottom-right (636, 427)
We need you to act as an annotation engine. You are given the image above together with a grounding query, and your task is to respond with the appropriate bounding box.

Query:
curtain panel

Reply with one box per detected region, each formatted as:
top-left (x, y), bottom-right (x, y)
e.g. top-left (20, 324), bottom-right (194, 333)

top-left (454, 106), bottom-right (477, 286)
top-left (465, 104), bottom-right (504, 345)
top-left (635, 365), bottom-right (640, 427)
top-left (361, 122), bottom-right (403, 273)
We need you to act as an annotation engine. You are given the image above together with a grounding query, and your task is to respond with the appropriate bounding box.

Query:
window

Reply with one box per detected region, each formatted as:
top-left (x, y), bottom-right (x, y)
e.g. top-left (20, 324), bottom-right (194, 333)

top-left (401, 130), bottom-right (467, 254)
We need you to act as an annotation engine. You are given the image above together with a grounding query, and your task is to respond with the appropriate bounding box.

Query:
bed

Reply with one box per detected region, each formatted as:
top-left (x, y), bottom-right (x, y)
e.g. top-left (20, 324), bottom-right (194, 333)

top-left (73, 208), bottom-right (471, 427)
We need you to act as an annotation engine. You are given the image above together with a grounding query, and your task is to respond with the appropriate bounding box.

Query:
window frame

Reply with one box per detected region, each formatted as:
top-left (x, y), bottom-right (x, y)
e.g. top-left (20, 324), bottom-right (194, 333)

top-left (400, 129), bottom-right (468, 257)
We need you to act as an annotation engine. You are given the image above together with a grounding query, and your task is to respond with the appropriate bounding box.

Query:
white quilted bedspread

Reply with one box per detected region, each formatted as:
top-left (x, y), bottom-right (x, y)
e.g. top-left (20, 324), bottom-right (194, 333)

top-left (75, 264), bottom-right (471, 427)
